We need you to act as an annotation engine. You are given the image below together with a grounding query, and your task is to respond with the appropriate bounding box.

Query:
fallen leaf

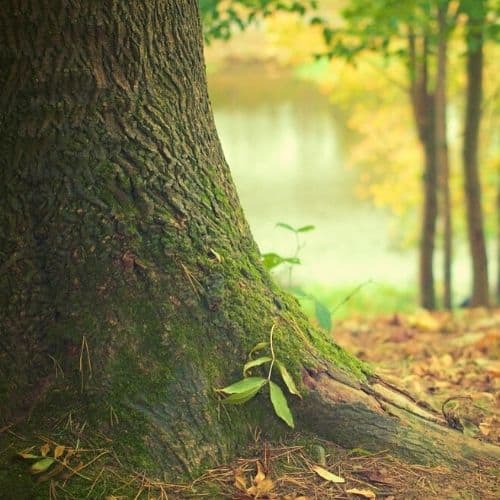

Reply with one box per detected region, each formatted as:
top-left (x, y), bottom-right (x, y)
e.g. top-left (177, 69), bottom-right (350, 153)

top-left (40, 443), bottom-right (50, 457)
top-left (234, 469), bottom-right (247, 492)
top-left (346, 487), bottom-right (376, 498)
top-left (54, 445), bottom-right (65, 459)
top-left (31, 457), bottom-right (55, 474)
top-left (254, 461), bottom-right (266, 483)
top-left (247, 478), bottom-right (274, 496)
top-left (311, 465), bottom-right (345, 483)
top-left (17, 447), bottom-right (39, 460)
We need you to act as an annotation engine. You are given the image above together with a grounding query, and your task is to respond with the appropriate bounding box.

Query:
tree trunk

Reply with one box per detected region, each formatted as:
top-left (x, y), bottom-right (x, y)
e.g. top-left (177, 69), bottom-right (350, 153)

top-left (0, 1), bottom-right (497, 494)
top-left (497, 173), bottom-right (500, 304)
top-left (408, 32), bottom-right (438, 310)
top-left (462, 0), bottom-right (489, 306)
top-left (436, 2), bottom-right (453, 309)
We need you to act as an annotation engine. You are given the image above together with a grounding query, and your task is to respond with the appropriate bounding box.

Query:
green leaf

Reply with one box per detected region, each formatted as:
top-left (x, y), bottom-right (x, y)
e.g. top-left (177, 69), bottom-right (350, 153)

top-left (30, 457), bottom-right (55, 474)
top-left (261, 253), bottom-right (300, 270)
top-left (269, 381), bottom-right (294, 428)
top-left (297, 224), bottom-right (315, 233)
top-left (315, 300), bottom-right (332, 332)
top-left (219, 377), bottom-right (267, 394)
top-left (276, 222), bottom-right (296, 232)
top-left (275, 361), bottom-right (301, 398)
top-left (291, 286), bottom-right (309, 298)
top-left (249, 341), bottom-right (269, 357)
top-left (261, 252), bottom-right (286, 270)
top-left (223, 384), bottom-right (264, 405)
top-left (243, 356), bottom-right (272, 376)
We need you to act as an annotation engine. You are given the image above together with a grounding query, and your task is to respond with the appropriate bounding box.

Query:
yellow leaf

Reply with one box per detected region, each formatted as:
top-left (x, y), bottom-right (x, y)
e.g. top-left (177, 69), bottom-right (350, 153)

top-left (234, 469), bottom-right (247, 492)
top-left (40, 443), bottom-right (50, 457)
top-left (247, 478), bottom-right (274, 496)
top-left (17, 447), bottom-right (39, 460)
top-left (54, 445), bottom-right (65, 459)
top-left (346, 488), bottom-right (376, 499)
top-left (254, 461), bottom-right (266, 484)
top-left (311, 465), bottom-right (345, 483)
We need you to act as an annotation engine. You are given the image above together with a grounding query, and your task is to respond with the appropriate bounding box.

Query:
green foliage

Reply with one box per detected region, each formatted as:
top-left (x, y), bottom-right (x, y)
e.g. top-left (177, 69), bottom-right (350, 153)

top-left (261, 222), bottom-right (332, 331)
top-left (314, 299), bottom-right (332, 332)
top-left (269, 380), bottom-right (294, 427)
top-left (320, 0), bottom-right (498, 62)
top-left (199, 0), bottom-right (319, 42)
top-left (216, 325), bottom-right (300, 428)
top-left (261, 222), bottom-right (314, 274)
top-left (261, 252), bottom-right (301, 271)
top-left (300, 283), bottom-right (417, 320)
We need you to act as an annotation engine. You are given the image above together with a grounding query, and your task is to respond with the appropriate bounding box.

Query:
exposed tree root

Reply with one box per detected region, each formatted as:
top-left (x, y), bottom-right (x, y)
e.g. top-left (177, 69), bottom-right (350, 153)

top-left (298, 364), bottom-right (500, 466)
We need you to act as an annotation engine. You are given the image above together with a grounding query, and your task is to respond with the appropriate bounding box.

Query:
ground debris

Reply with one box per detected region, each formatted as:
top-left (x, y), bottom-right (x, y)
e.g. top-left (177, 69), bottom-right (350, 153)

top-left (334, 308), bottom-right (500, 445)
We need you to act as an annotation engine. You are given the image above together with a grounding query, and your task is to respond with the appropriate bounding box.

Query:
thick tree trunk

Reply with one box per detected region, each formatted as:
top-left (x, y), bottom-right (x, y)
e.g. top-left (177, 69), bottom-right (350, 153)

top-left (463, 0), bottom-right (489, 306)
top-left (0, 1), bottom-right (498, 495)
top-left (436, 2), bottom-right (453, 309)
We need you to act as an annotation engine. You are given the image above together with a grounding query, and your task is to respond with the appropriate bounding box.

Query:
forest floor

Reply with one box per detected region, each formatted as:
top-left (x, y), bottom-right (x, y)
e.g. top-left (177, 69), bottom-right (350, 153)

top-left (7, 309), bottom-right (498, 499)
top-left (184, 307), bottom-right (499, 499)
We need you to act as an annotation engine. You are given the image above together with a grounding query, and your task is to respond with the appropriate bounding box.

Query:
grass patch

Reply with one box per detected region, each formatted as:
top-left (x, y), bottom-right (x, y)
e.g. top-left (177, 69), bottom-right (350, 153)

top-left (293, 282), bottom-right (418, 322)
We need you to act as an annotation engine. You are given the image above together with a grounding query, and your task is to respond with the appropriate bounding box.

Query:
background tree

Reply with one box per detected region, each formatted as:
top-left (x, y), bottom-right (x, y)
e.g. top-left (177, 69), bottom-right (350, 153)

top-left (460, 0), bottom-right (490, 306)
top-left (0, 0), bottom-right (498, 496)
top-left (322, 0), bottom-right (447, 309)
top-left (436, 0), bottom-right (453, 309)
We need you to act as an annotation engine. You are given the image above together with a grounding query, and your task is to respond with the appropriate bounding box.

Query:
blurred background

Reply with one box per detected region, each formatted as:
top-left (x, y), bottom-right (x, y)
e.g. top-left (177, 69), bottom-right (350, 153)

top-left (201, 0), bottom-right (499, 316)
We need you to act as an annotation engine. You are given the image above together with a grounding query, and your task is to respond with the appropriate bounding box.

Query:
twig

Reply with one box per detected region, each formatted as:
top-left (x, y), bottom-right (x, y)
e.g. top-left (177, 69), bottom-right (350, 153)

top-left (331, 280), bottom-right (373, 316)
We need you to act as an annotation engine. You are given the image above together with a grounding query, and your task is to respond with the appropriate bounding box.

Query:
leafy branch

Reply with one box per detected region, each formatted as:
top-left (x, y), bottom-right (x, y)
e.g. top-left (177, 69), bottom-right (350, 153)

top-left (216, 323), bottom-right (301, 428)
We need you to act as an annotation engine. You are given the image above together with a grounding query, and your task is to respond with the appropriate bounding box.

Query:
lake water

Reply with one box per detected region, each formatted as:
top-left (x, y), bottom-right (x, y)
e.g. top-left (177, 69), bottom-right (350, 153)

top-left (207, 66), bottom-right (489, 293)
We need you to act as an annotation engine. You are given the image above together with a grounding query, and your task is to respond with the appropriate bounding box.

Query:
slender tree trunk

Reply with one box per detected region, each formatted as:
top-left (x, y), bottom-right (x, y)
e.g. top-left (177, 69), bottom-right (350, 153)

top-left (436, 2), bottom-right (453, 309)
top-left (462, 0), bottom-right (489, 306)
top-left (497, 171), bottom-right (500, 304)
top-left (408, 32), bottom-right (438, 310)
top-left (0, 1), bottom-right (498, 495)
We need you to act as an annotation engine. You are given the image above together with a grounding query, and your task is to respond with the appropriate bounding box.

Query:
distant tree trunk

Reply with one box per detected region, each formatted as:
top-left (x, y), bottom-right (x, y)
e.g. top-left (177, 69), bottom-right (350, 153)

top-left (408, 31), bottom-right (438, 310)
top-left (462, 0), bottom-right (489, 306)
top-left (0, 1), bottom-right (498, 495)
top-left (436, 2), bottom-right (453, 309)
top-left (497, 171), bottom-right (500, 304)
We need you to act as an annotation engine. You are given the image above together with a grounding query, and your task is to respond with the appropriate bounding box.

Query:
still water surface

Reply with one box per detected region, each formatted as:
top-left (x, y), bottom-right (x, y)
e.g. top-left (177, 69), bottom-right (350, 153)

top-left (208, 68), bottom-right (474, 290)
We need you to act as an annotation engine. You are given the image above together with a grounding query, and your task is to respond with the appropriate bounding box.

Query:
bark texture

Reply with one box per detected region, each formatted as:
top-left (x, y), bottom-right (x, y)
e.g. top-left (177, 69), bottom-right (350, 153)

top-left (436, 2), bottom-right (453, 309)
top-left (408, 32), bottom-right (438, 310)
top-left (462, 0), bottom-right (489, 306)
top-left (0, 0), bottom-right (498, 495)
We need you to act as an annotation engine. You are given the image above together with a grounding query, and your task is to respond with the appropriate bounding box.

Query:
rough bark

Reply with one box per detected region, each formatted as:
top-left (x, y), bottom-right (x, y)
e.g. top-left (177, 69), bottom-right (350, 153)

top-left (462, 0), bottom-right (489, 306)
top-left (0, 0), bottom-right (498, 495)
top-left (436, 2), bottom-right (453, 309)
top-left (408, 31), bottom-right (438, 310)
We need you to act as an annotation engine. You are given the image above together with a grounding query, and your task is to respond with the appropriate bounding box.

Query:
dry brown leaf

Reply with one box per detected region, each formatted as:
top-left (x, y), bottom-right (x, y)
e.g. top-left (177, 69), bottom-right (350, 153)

top-left (254, 461), bottom-right (266, 484)
top-left (54, 445), bottom-right (65, 459)
top-left (346, 487), bottom-right (376, 498)
top-left (40, 443), bottom-right (50, 457)
top-left (233, 469), bottom-right (247, 492)
top-left (247, 478), bottom-right (274, 496)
